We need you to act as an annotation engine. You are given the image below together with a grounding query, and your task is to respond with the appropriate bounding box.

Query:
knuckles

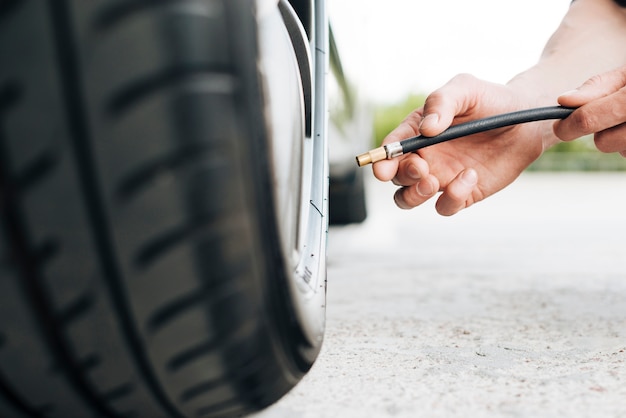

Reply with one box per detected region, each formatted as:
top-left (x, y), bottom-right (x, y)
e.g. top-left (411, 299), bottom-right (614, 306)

top-left (594, 124), bottom-right (626, 153)
top-left (566, 108), bottom-right (600, 138)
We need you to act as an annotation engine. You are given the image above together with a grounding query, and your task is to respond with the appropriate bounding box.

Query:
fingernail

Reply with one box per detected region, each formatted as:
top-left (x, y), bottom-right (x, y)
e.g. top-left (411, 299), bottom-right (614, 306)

top-left (417, 180), bottom-right (434, 197)
top-left (393, 189), bottom-right (410, 210)
top-left (419, 113), bottom-right (439, 130)
top-left (460, 169), bottom-right (477, 186)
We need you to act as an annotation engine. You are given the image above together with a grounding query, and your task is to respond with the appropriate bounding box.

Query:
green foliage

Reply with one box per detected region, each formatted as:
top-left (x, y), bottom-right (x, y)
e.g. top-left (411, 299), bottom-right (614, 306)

top-left (373, 94), bottom-right (426, 146)
top-left (544, 135), bottom-right (595, 153)
top-left (530, 135), bottom-right (626, 171)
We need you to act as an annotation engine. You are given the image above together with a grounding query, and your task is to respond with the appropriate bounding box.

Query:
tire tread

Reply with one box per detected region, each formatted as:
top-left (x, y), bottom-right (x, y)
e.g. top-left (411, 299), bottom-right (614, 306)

top-left (0, 1), bottom-right (314, 416)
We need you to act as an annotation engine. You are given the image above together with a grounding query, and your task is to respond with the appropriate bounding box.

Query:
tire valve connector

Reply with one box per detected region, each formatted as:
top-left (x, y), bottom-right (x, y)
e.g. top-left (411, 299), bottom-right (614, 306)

top-left (356, 142), bottom-right (403, 167)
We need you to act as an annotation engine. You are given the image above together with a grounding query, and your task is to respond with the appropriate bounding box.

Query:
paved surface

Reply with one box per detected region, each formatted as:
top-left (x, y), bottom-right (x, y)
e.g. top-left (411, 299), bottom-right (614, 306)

top-left (257, 172), bottom-right (626, 418)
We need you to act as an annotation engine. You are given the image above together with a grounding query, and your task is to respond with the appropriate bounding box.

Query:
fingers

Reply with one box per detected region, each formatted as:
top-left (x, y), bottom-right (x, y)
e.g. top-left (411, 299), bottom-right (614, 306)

top-left (419, 74), bottom-right (486, 136)
top-left (557, 67), bottom-right (626, 108)
top-left (372, 158), bottom-right (401, 183)
top-left (393, 168), bottom-right (479, 215)
top-left (434, 169), bottom-right (478, 216)
top-left (372, 109), bottom-right (423, 182)
top-left (594, 123), bottom-right (626, 154)
top-left (554, 87), bottom-right (626, 142)
top-left (389, 153), bottom-right (436, 210)
top-left (393, 154), bottom-right (429, 186)
top-left (393, 174), bottom-right (439, 210)
top-left (555, 67), bottom-right (626, 142)
top-left (372, 74), bottom-right (501, 216)
top-left (374, 73), bottom-right (489, 182)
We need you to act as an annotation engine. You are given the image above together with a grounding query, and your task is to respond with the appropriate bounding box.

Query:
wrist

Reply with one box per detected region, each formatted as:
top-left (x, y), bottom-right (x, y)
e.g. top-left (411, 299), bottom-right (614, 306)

top-left (505, 67), bottom-right (570, 152)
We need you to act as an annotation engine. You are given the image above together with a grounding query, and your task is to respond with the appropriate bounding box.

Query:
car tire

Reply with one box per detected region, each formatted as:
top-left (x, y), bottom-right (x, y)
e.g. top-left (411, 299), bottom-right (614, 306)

top-left (0, 0), bottom-right (325, 417)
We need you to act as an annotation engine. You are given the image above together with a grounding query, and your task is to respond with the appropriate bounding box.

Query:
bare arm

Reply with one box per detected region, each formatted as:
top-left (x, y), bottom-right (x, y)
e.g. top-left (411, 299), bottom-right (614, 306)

top-left (372, 0), bottom-right (626, 215)
top-left (508, 0), bottom-right (626, 149)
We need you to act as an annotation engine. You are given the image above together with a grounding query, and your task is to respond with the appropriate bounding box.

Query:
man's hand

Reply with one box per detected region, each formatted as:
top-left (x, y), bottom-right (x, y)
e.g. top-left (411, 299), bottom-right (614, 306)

top-left (373, 75), bottom-right (547, 216)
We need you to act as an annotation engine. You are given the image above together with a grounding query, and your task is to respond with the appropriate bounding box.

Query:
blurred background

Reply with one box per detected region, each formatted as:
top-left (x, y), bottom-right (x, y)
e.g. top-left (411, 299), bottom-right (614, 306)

top-left (328, 0), bottom-right (626, 171)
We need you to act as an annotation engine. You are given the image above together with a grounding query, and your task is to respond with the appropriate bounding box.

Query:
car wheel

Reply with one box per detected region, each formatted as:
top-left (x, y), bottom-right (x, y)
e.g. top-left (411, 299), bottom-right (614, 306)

top-left (0, 0), bottom-right (326, 416)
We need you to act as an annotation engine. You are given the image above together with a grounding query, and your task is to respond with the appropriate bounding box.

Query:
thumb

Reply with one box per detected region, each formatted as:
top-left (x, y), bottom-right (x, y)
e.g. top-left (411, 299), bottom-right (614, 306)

top-left (558, 67), bottom-right (626, 107)
top-left (419, 74), bottom-right (485, 137)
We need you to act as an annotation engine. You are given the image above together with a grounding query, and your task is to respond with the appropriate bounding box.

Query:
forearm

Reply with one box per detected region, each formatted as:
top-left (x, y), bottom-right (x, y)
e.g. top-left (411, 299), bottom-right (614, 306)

top-left (506, 0), bottom-right (626, 147)
top-left (510, 0), bottom-right (626, 96)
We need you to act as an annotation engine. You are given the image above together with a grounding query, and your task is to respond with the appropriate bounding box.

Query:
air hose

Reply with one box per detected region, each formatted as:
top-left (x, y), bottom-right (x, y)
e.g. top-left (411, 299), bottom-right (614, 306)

top-left (356, 105), bottom-right (575, 166)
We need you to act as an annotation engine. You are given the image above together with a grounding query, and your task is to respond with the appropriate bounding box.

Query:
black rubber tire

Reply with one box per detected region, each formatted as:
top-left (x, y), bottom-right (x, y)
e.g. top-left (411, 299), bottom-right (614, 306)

top-left (0, 1), bottom-right (322, 417)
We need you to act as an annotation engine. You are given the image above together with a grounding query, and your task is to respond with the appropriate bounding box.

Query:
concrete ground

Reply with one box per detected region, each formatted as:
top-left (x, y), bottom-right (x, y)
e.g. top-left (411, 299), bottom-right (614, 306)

top-left (258, 172), bottom-right (626, 418)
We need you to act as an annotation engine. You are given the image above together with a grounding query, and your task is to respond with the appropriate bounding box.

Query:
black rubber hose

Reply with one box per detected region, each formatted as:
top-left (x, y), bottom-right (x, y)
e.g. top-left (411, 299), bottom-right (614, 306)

top-left (400, 106), bottom-right (575, 153)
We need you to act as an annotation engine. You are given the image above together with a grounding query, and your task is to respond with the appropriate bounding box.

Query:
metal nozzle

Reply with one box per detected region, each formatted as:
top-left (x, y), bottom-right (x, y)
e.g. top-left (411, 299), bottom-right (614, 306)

top-left (356, 146), bottom-right (387, 167)
top-left (355, 142), bottom-right (403, 167)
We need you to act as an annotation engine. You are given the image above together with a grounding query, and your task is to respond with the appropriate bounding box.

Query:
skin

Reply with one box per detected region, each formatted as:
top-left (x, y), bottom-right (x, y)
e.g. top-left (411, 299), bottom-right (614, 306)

top-left (556, 66), bottom-right (626, 156)
top-left (373, 0), bottom-right (626, 216)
